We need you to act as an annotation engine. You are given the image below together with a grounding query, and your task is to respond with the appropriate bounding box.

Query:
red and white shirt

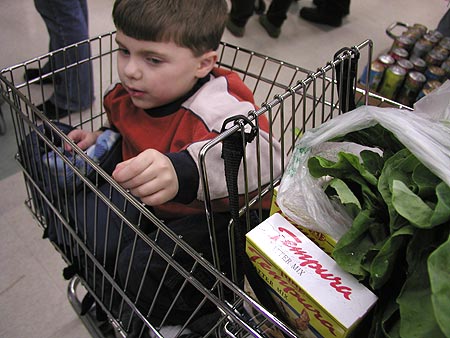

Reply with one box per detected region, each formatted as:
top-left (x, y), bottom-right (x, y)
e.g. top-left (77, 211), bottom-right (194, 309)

top-left (104, 67), bottom-right (282, 219)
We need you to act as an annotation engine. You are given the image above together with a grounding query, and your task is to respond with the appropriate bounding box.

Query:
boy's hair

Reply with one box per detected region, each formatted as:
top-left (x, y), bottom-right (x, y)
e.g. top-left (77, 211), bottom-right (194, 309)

top-left (112, 0), bottom-right (228, 56)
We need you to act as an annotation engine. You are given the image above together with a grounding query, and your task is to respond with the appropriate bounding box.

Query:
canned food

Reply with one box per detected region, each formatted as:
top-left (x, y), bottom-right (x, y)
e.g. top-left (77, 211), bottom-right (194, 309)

top-left (411, 23), bottom-right (428, 36)
top-left (391, 35), bottom-right (415, 52)
top-left (423, 33), bottom-right (440, 46)
top-left (359, 59), bottom-right (385, 91)
top-left (411, 37), bottom-right (435, 58)
top-left (441, 59), bottom-right (450, 79)
top-left (416, 81), bottom-right (442, 101)
top-left (428, 30), bottom-right (444, 41)
top-left (397, 58), bottom-right (414, 72)
top-left (416, 87), bottom-right (434, 101)
top-left (409, 56), bottom-right (427, 72)
top-left (432, 45), bottom-right (450, 58)
top-left (379, 65), bottom-right (406, 100)
top-left (403, 29), bottom-right (423, 42)
top-left (378, 54), bottom-right (395, 67)
top-left (390, 47), bottom-right (409, 61)
top-left (439, 37), bottom-right (450, 52)
top-left (424, 48), bottom-right (448, 66)
top-left (425, 65), bottom-right (446, 81)
top-left (396, 71), bottom-right (426, 107)
top-left (424, 80), bottom-right (443, 90)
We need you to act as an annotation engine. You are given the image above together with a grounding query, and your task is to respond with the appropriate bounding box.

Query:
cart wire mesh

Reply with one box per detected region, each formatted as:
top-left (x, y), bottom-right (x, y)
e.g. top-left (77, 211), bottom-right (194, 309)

top-left (0, 32), bottom-right (407, 338)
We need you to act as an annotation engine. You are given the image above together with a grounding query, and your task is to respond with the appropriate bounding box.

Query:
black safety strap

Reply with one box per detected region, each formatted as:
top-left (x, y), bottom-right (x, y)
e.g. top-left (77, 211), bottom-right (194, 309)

top-left (334, 47), bottom-right (360, 113)
top-left (220, 115), bottom-right (287, 323)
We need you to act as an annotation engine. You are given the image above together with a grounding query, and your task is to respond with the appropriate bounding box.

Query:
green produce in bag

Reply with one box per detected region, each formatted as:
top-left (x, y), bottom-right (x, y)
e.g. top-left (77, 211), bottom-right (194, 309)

top-left (277, 80), bottom-right (450, 337)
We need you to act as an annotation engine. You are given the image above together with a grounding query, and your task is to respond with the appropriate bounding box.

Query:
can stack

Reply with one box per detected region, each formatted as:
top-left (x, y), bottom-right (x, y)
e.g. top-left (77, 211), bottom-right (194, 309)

top-left (359, 23), bottom-right (450, 107)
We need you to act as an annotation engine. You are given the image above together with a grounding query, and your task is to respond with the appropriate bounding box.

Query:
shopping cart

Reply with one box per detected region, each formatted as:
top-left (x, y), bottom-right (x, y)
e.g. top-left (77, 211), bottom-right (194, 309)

top-left (0, 89), bottom-right (5, 135)
top-left (0, 32), bottom-right (407, 338)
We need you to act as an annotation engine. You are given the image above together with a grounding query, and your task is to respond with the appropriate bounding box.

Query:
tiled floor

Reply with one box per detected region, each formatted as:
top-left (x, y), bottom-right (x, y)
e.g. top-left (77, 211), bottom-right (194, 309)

top-left (0, 0), bottom-right (448, 337)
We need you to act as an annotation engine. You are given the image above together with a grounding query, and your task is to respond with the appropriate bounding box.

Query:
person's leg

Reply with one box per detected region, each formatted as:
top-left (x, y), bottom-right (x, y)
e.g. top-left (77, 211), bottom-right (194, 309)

top-left (266, 0), bottom-right (294, 27)
top-left (226, 0), bottom-right (255, 37)
top-left (229, 0), bottom-right (256, 26)
top-left (34, 0), bottom-right (94, 117)
top-left (437, 8), bottom-right (450, 37)
top-left (70, 183), bottom-right (151, 273)
top-left (259, 0), bottom-right (294, 38)
top-left (117, 213), bottom-right (231, 330)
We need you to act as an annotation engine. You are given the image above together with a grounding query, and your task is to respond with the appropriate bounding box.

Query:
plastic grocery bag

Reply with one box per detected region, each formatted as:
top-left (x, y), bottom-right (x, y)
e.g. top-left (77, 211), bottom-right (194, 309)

top-left (277, 80), bottom-right (450, 240)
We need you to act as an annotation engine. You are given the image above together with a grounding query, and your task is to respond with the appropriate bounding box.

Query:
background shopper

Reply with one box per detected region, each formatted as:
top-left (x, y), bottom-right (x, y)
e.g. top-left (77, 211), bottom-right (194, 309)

top-left (29, 0), bottom-right (94, 119)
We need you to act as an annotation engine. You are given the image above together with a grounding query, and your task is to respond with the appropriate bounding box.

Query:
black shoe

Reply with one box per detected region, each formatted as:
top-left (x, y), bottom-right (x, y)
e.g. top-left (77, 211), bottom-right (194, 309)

top-left (226, 17), bottom-right (245, 37)
top-left (300, 6), bottom-right (343, 27)
top-left (36, 100), bottom-right (70, 119)
top-left (312, 0), bottom-right (349, 16)
top-left (259, 15), bottom-right (281, 38)
top-left (24, 68), bottom-right (53, 85)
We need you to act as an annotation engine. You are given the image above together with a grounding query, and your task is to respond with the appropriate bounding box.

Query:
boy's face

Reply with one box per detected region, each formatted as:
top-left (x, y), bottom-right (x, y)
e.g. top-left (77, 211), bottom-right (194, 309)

top-left (115, 30), bottom-right (214, 110)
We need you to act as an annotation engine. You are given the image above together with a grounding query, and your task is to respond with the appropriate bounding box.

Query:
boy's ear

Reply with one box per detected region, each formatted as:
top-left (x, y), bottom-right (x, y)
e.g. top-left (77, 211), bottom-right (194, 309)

top-left (196, 51), bottom-right (217, 78)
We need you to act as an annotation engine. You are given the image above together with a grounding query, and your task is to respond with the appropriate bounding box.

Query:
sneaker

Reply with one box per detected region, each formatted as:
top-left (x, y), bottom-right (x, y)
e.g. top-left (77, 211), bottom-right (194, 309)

top-left (36, 100), bottom-right (70, 120)
top-left (226, 17), bottom-right (245, 37)
top-left (24, 68), bottom-right (53, 85)
top-left (258, 15), bottom-right (281, 38)
top-left (299, 6), bottom-right (343, 27)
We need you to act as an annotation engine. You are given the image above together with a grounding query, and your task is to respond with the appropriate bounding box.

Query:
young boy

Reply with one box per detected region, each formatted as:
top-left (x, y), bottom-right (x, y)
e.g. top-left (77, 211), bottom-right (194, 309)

top-left (64, 0), bottom-right (283, 334)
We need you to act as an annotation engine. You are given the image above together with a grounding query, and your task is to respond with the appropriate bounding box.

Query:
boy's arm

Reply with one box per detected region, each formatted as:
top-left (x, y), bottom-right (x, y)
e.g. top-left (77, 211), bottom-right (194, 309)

top-left (186, 123), bottom-right (284, 205)
top-left (112, 149), bottom-right (199, 206)
top-left (112, 148), bottom-right (185, 206)
top-left (165, 151), bottom-right (199, 204)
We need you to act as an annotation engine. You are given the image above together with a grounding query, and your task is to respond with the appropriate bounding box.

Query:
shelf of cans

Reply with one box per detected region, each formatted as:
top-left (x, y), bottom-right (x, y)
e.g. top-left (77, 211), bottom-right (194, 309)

top-left (359, 22), bottom-right (450, 108)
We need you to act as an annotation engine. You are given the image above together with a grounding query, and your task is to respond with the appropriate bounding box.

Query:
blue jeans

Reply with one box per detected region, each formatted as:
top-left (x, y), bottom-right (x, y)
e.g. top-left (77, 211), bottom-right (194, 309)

top-left (34, 0), bottom-right (94, 111)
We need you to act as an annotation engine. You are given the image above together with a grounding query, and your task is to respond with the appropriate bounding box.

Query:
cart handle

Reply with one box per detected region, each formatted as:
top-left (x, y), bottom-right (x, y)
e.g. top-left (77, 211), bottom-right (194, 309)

top-left (386, 21), bottom-right (410, 39)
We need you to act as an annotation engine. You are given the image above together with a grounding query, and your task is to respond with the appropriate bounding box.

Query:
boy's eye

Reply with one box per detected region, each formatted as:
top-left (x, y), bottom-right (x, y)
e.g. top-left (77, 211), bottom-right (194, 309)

top-left (118, 47), bottom-right (130, 56)
top-left (146, 57), bottom-right (162, 65)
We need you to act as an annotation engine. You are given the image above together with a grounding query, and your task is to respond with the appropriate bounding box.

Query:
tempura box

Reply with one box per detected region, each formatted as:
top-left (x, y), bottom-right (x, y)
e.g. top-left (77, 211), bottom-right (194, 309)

top-left (270, 186), bottom-right (336, 255)
top-left (245, 213), bottom-right (377, 338)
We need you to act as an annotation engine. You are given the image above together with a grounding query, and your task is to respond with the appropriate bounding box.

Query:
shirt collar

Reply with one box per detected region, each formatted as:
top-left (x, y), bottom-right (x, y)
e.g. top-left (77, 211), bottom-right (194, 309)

top-left (144, 74), bottom-right (211, 117)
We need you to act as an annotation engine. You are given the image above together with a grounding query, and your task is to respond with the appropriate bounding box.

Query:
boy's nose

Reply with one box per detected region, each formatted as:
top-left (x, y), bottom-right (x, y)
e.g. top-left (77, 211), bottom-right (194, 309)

top-left (124, 59), bottom-right (141, 79)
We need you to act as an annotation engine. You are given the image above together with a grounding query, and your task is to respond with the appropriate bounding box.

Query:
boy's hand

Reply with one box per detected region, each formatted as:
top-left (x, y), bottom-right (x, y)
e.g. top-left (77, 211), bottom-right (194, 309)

top-left (112, 149), bottom-right (179, 206)
top-left (65, 129), bottom-right (101, 152)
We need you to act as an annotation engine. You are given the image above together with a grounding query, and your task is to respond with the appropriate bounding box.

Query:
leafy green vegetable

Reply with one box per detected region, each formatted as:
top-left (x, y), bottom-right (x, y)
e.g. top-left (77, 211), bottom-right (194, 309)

top-left (309, 151), bottom-right (378, 186)
top-left (412, 163), bottom-right (442, 198)
top-left (369, 225), bottom-right (414, 289)
top-left (377, 148), bottom-right (418, 233)
top-left (326, 178), bottom-right (361, 217)
top-left (307, 123), bottom-right (450, 338)
top-left (361, 149), bottom-right (385, 178)
top-left (397, 228), bottom-right (448, 338)
top-left (331, 124), bottom-right (405, 157)
top-left (428, 234), bottom-right (450, 337)
top-left (392, 180), bottom-right (450, 229)
top-left (333, 210), bottom-right (375, 278)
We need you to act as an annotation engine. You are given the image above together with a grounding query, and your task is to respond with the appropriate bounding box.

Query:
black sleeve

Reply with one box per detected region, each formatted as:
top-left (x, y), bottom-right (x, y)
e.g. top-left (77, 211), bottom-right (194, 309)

top-left (166, 150), bottom-right (199, 204)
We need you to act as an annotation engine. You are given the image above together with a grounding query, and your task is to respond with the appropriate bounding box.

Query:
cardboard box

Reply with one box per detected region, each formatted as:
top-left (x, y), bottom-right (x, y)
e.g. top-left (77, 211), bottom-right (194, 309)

top-left (270, 186), bottom-right (336, 256)
top-left (246, 213), bottom-right (378, 338)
